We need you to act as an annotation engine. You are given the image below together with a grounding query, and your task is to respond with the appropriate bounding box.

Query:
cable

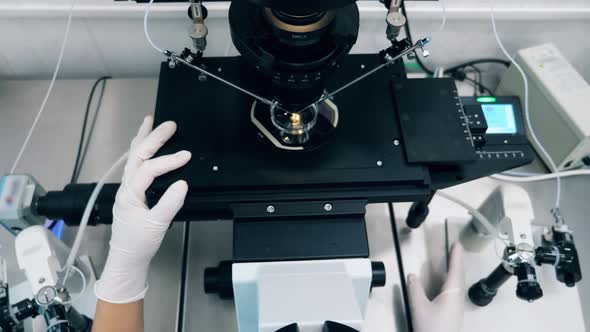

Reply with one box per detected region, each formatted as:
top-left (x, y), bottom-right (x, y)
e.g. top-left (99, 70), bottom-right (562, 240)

top-left (70, 76), bottom-right (111, 184)
top-left (490, 0), bottom-right (561, 210)
top-left (445, 58), bottom-right (510, 73)
top-left (64, 151), bottom-right (129, 271)
top-left (463, 76), bottom-right (495, 96)
top-left (60, 265), bottom-right (87, 305)
top-left (9, 0), bottom-right (77, 174)
top-left (401, 0), bottom-right (509, 78)
top-left (492, 170), bottom-right (590, 183)
top-left (436, 191), bottom-right (509, 245)
top-left (144, 0), bottom-right (165, 54)
top-left (437, 0), bottom-right (447, 33)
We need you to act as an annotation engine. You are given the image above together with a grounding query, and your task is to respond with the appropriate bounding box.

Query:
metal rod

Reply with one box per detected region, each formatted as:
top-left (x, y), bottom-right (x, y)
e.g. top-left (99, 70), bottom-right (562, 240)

top-left (167, 51), bottom-right (278, 109)
top-left (300, 37), bottom-right (431, 111)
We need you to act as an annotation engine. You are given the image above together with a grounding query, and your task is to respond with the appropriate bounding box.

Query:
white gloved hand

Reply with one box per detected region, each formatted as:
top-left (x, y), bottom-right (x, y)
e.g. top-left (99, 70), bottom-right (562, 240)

top-left (95, 116), bottom-right (192, 304)
top-left (408, 243), bottom-right (465, 332)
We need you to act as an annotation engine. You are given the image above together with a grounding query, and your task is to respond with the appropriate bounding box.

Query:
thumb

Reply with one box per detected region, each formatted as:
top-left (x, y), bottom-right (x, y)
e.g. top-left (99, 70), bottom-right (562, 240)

top-left (407, 274), bottom-right (430, 315)
top-left (149, 180), bottom-right (189, 225)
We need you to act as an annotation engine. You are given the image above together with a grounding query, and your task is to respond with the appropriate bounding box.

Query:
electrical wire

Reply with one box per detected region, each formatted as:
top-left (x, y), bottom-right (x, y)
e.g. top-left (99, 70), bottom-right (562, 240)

top-left (60, 265), bottom-right (87, 305)
top-left (9, 0), bottom-right (77, 174)
top-left (437, 0), bottom-right (447, 33)
top-left (489, 0), bottom-right (561, 210)
top-left (492, 170), bottom-right (590, 183)
top-left (144, 0), bottom-right (165, 54)
top-left (70, 76), bottom-right (111, 184)
top-left (463, 76), bottom-right (495, 96)
top-left (401, 0), bottom-right (510, 78)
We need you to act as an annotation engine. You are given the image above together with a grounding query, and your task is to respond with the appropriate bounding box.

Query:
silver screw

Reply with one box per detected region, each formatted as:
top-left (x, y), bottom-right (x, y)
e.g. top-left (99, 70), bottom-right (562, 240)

top-left (217, 67), bottom-right (223, 73)
top-left (212, 165), bottom-right (219, 172)
top-left (266, 205), bottom-right (275, 213)
top-left (198, 73), bottom-right (207, 82)
top-left (168, 60), bottom-right (177, 69)
top-left (393, 139), bottom-right (400, 146)
top-left (361, 64), bottom-right (366, 69)
top-left (377, 161), bottom-right (383, 167)
top-left (324, 203), bottom-right (333, 212)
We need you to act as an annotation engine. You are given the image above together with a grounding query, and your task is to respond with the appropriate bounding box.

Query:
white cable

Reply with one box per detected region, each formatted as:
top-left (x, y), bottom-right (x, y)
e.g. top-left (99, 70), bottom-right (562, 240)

top-left (9, 0), bottom-right (77, 174)
top-left (436, 191), bottom-right (509, 245)
top-left (436, 191), bottom-right (514, 265)
top-left (144, 0), bottom-right (165, 54)
top-left (437, 0), bottom-right (447, 33)
top-left (60, 265), bottom-right (87, 305)
top-left (489, 0), bottom-right (561, 209)
top-left (64, 151), bottom-right (129, 270)
top-left (492, 170), bottom-right (590, 183)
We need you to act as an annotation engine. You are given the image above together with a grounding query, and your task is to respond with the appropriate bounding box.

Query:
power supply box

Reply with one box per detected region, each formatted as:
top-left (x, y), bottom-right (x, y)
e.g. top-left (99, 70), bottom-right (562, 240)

top-left (496, 43), bottom-right (590, 171)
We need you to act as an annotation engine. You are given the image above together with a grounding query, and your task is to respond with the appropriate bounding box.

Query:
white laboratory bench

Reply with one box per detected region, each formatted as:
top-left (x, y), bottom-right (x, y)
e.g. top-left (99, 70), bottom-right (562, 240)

top-left (0, 77), bottom-right (588, 332)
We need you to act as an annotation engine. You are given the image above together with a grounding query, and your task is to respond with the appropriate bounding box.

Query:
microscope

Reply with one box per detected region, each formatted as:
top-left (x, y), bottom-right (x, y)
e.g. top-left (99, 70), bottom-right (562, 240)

top-left (1, 0), bottom-right (543, 330)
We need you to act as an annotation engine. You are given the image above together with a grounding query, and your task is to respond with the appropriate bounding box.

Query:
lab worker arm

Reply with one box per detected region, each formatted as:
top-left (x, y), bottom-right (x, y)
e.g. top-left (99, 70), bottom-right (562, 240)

top-left (92, 116), bottom-right (191, 332)
top-left (407, 243), bottom-right (465, 332)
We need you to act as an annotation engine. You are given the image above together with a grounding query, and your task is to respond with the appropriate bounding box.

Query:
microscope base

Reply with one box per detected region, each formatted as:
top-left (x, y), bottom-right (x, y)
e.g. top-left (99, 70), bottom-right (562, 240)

top-left (232, 259), bottom-right (372, 332)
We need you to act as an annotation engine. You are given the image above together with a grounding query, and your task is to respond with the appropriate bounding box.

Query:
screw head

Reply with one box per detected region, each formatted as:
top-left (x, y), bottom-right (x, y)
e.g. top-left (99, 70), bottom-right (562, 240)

top-left (361, 64), bottom-right (366, 69)
top-left (377, 161), bottom-right (383, 167)
top-left (168, 60), bottom-right (177, 69)
top-left (217, 67), bottom-right (222, 73)
top-left (266, 205), bottom-right (275, 213)
top-left (393, 139), bottom-right (400, 146)
top-left (198, 74), bottom-right (207, 82)
top-left (324, 203), bottom-right (333, 211)
top-left (212, 165), bottom-right (219, 172)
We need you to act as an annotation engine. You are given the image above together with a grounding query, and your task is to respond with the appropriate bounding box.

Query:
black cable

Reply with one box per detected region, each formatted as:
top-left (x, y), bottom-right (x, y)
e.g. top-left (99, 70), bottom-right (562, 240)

top-left (463, 76), bottom-right (495, 96)
top-left (70, 76), bottom-right (111, 184)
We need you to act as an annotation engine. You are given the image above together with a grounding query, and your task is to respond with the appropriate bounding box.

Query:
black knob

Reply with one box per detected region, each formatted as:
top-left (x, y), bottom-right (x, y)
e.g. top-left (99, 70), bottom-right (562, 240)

top-left (371, 261), bottom-right (386, 288)
top-left (515, 263), bottom-right (543, 302)
top-left (204, 261), bottom-right (234, 299)
top-left (406, 202), bottom-right (429, 229)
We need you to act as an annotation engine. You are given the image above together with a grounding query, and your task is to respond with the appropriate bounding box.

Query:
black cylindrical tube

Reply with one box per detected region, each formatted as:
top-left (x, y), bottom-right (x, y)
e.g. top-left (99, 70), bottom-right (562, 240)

top-left (468, 263), bottom-right (512, 307)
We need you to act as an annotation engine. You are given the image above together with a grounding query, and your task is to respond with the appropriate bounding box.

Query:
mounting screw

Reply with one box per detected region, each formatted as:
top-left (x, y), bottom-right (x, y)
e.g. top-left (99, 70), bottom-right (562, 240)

top-left (38, 278), bottom-right (45, 284)
top-left (377, 161), bottom-right (383, 167)
top-left (361, 64), bottom-right (366, 69)
top-left (393, 139), bottom-right (400, 146)
top-left (212, 165), bottom-right (219, 172)
top-left (217, 67), bottom-right (222, 73)
top-left (520, 234), bottom-right (527, 239)
top-left (324, 203), bottom-right (333, 212)
top-left (168, 60), bottom-right (177, 69)
top-left (198, 73), bottom-right (208, 82)
top-left (266, 205), bottom-right (275, 213)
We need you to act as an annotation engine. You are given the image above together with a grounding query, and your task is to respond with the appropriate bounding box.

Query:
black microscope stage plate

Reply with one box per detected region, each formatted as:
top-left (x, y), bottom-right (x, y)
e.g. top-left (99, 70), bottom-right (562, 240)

top-left (151, 55), bottom-right (428, 193)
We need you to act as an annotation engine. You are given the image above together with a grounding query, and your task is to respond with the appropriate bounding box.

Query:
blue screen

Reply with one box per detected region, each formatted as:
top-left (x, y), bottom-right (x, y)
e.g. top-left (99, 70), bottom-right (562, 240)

top-left (481, 104), bottom-right (517, 134)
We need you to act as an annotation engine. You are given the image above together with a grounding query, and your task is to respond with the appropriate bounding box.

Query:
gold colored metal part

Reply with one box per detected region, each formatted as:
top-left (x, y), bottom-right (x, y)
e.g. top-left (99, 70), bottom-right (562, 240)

top-left (290, 113), bottom-right (302, 126)
top-left (263, 8), bottom-right (335, 33)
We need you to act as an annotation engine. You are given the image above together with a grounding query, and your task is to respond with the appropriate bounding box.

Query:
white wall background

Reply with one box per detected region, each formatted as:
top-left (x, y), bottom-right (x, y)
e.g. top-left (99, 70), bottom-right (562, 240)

top-left (0, 0), bottom-right (589, 81)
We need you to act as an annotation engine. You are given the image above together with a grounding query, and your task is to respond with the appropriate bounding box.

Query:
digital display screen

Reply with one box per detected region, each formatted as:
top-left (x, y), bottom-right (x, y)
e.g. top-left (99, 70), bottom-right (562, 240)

top-left (481, 104), bottom-right (517, 134)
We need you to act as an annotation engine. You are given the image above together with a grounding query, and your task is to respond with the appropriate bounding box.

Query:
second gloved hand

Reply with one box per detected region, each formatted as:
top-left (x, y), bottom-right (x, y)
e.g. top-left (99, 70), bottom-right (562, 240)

top-left (408, 243), bottom-right (465, 332)
top-left (95, 116), bottom-right (191, 304)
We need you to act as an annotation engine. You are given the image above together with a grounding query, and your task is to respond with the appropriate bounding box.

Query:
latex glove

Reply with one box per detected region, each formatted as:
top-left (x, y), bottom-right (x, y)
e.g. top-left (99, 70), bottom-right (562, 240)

top-left (95, 116), bottom-right (191, 304)
top-left (407, 243), bottom-right (465, 332)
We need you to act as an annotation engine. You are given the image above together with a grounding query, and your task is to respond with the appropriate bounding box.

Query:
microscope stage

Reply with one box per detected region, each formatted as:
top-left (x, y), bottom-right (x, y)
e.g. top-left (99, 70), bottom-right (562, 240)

top-left (150, 54), bottom-right (533, 208)
top-left (152, 55), bottom-right (426, 191)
